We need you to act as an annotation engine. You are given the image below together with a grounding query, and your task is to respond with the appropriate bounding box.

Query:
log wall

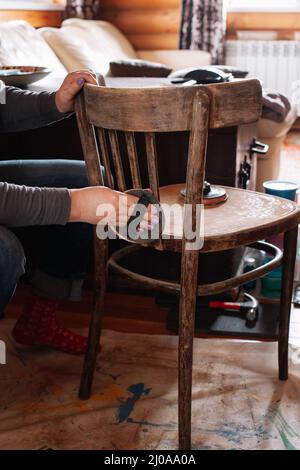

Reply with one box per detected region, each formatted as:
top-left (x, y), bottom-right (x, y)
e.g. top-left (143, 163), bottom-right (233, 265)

top-left (99, 0), bottom-right (181, 50)
top-left (1, 3), bottom-right (299, 47)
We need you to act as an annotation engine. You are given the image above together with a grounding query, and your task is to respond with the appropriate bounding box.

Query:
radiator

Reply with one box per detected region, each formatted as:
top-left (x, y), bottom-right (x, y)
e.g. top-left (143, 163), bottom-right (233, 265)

top-left (226, 40), bottom-right (300, 110)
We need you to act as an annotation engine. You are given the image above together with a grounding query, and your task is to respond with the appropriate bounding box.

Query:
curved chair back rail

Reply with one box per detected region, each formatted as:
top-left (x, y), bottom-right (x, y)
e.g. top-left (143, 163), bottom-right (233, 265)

top-left (83, 78), bottom-right (262, 132)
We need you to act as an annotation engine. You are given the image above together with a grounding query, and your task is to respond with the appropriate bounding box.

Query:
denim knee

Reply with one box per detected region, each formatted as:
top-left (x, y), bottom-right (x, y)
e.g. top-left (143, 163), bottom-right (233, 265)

top-left (0, 226), bottom-right (26, 290)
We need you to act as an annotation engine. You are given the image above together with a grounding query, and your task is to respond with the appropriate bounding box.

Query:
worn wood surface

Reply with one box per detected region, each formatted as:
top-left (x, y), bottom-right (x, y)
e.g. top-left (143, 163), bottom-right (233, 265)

top-left (108, 242), bottom-right (282, 297)
top-left (278, 227), bottom-right (298, 381)
top-left (96, 128), bottom-right (114, 189)
top-left (75, 92), bottom-right (103, 186)
top-left (79, 238), bottom-right (108, 400)
top-left (158, 184), bottom-right (300, 252)
top-left (124, 131), bottom-right (142, 188)
top-left (178, 93), bottom-right (209, 449)
top-left (145, 132), bottom-right (160, 202)
top-left (108, 129), bottom-right (127, 192)
top-left (76, 91), bottom-right (109, 400)
top-left (202, 79), bottom-right (262, 129)
top-left (178, 248), bottom-right (198, 450)
top-left (84, 79), bottom-right (262, 132)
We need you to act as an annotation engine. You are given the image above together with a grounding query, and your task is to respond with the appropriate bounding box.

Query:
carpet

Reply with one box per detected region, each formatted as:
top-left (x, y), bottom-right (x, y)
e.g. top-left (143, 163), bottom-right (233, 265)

top-left (1, 319), bottom-right (300, 450)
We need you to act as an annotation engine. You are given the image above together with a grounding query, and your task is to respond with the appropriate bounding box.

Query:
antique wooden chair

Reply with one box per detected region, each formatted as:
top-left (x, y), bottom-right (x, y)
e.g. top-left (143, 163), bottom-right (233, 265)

top-left (75, 79), bottom-right (300, 450)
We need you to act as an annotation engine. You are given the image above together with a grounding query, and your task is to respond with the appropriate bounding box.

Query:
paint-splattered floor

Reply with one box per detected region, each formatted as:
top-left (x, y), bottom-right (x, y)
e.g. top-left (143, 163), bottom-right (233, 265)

top-left (1, 320), bottom-right (300, 450)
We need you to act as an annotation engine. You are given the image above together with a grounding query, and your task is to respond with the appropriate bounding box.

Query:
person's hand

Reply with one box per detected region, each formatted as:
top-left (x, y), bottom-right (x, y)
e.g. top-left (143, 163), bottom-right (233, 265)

top-left (55, 70), bottom-right (98, 113)
top-left (68, 186), bottom-right (158, 231)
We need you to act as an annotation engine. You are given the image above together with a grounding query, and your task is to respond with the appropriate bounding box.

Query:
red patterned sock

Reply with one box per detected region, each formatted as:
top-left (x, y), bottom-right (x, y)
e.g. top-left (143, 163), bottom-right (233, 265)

top-left (12, 295), bottom-right (100, 355)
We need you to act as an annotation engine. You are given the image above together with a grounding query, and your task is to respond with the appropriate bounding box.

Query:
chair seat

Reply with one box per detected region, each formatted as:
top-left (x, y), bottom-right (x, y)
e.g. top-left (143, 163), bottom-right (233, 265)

top-left (159, 184), bottom-right (300, 252)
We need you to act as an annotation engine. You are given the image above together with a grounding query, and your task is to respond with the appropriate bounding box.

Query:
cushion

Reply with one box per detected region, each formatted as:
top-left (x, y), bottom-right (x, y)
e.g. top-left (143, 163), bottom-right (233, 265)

top-left (109, 59), bottom-right (172, 77)
top-left (40, 19), bottom-right (138, 75)
top-left (0, 20), bottom-right (67, 76)
top-left (40, 27), bottom-right (106, 73)
top-left (63, 19), bottom-right (137, 60)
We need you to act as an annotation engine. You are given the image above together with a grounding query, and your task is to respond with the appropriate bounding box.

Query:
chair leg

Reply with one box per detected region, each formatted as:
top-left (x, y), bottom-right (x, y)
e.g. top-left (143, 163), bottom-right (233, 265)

top-left (178, 248), bottom-right (199, 450)
top-left (79, 237), bottom-right (108, 400)
top-left (278, 226), bottom-right (298, 381)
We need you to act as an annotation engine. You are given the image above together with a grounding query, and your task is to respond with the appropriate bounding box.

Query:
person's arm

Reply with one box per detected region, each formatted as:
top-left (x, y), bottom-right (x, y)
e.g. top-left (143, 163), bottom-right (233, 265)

top-left (0, 86), bottom-right (66, 133)
top-left (0, 70), bottom-right (156, 229)
top-left (0, 182), bottom-right (156, 229)
top-left (0, 70), bottom-right (98, 133)
top-left (0, 182), bottom-right (71, 226)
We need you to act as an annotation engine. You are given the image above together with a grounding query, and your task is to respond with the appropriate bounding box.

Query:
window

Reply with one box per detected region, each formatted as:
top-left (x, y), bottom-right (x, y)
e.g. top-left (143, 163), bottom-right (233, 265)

top-left (227, 0), bottom-right (300, 12)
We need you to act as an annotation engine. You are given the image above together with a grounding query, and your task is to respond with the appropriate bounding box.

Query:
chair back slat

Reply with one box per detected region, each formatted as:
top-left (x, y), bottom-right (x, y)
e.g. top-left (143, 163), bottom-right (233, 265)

top-left (185, 94), bottom-right (210, 207)
top-left (124, 131), bottom-right (142, 188)
top-left (145, 132), bottom-right (160, 201)
top-left (108, 129), bottom-right (127, 192)
top-left (96, 128), bottom-right (114, 189)
top-left (75, 92), bottom-right (103, 187)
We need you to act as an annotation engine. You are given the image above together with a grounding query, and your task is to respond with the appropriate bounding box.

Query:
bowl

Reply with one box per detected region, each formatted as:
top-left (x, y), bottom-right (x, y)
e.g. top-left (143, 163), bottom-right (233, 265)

top-left (0, 66), bottom-right (51, 87)
top-left (263, 180), bottom-right (299, 201)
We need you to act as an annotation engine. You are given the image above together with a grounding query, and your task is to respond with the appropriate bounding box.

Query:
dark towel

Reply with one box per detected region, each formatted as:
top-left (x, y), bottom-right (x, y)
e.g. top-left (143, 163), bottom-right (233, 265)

top-left (262, 89), bottom-right (291, 123)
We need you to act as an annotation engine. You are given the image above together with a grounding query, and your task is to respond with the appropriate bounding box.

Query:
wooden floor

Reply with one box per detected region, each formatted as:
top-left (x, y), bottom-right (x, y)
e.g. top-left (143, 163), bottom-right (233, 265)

top-left (4, 282), bottom-right (300, 347)
top-left (5, 283), bottom-right (171, 335)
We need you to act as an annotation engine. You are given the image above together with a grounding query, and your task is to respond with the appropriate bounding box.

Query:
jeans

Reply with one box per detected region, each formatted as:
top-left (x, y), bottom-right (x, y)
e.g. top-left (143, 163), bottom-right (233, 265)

top-left (0, 159), bottom-right (93, 315)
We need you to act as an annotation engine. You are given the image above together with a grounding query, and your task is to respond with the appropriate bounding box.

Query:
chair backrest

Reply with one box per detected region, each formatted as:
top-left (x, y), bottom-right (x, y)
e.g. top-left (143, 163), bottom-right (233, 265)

top-left (75, 79), bottom-right (262, 211)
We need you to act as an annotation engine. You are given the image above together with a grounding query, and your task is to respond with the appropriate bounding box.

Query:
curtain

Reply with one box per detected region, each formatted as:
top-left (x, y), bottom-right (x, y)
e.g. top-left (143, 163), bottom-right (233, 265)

top-left (179, 0), bottom-right (225, 64)
top-left (65, 0), bottom-right (101, 20)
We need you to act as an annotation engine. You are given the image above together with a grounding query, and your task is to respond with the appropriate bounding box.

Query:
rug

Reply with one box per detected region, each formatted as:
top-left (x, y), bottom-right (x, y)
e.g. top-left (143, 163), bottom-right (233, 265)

top-left (1, 319), bottom-right (300, 450)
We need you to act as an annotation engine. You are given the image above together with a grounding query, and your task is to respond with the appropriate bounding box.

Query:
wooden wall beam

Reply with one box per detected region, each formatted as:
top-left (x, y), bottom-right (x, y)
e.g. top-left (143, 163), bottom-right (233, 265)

top-left (99, 0), bottom-right (180, 50)
top-left (227, 12), bottom-right (300, 40)
top-left (2, 5), bottom-right (299, 52)
top-left (127, 33), bottom-right (178, 50)
top-left (0, 10), bottom-right (63, 27)
top-left (100, 0), bottom-right (181, 11)
top-left (100, 9), bottom-right (180, 34)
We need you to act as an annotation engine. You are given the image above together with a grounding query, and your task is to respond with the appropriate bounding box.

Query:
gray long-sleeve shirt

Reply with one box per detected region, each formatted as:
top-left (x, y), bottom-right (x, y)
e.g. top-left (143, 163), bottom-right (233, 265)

top-left (0, 83), bottom-right (71, 227)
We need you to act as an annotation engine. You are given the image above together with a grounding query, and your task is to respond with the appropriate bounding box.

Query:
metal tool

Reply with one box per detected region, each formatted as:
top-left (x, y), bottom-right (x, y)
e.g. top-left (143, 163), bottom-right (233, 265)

top-left (197, 292), bottom-right (259, 328)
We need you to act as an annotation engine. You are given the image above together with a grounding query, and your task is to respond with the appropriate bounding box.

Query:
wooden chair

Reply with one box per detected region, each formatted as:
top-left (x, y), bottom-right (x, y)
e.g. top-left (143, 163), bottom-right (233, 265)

top-left (75, 79), bottom-right (300, 450)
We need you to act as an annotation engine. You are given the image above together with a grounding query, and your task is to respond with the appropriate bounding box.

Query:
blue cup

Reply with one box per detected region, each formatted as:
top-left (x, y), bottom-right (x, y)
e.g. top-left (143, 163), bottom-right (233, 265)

top-left (263, 180), bottom-right (299, 201)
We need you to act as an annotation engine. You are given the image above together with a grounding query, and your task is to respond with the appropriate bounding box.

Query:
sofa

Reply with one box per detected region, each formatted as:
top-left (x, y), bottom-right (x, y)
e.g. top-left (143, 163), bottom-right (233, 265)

top-left (0, 18), bottom-right (296, 191)
top-left (0, 19), bottom-right (211, 77)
